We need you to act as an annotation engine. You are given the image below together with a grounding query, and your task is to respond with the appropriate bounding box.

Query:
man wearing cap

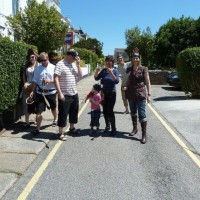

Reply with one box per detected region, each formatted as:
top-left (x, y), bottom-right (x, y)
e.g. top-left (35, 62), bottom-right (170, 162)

top-left (117, 55), bottom-right (130, 114)
top-left (54, 49), bottom-right (83, 141)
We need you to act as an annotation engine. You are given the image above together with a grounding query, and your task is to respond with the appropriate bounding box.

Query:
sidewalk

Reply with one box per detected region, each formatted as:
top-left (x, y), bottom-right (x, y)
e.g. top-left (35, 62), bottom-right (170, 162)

top-left (0, 75), bottom-right (97, 199)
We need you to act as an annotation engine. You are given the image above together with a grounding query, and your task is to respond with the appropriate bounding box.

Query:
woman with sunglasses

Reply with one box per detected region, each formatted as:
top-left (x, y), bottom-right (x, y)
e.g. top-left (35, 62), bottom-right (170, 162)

top-left (22, 49), bottom-right (38, 128)
top-left (94, 55), bottom-right (119, 136)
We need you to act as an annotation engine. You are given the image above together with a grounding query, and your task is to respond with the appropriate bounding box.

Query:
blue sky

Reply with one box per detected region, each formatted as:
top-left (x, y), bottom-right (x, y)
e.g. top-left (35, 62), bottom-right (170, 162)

top-left (60, 0), bottom-right (200, 55)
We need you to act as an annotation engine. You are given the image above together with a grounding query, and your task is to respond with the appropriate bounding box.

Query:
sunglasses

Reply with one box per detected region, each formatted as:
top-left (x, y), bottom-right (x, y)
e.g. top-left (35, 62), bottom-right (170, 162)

top-left (41, 59), bottom-right (47, 62)
top-left (30, 56), bottom-right (35, 59)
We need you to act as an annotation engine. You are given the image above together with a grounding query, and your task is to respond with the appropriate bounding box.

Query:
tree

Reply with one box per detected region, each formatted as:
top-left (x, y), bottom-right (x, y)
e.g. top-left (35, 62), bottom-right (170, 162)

top-left (72, 38), bottom-right (104, 58)
top-left (154, 16), bottom-right (199, 68)
top-left (6, 0), bottom-right (67, 53)
top-left (125, 26), bottom-right (141, 57)
top-left (125, 26), bottom-right (154, 66)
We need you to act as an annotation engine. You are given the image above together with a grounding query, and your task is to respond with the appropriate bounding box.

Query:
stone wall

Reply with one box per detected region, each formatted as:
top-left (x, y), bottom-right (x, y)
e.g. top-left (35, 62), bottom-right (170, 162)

top-left (149, 70), bottom-right (169, 85)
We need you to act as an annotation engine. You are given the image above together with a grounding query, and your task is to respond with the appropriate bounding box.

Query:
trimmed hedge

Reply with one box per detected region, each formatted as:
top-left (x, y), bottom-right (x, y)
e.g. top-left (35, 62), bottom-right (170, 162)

top-left (176, 47), bottom-right (200, 97)
top-left (0, 37), bottom-right (37, 112)
top-left (71, 47), bottom-right (99, 72)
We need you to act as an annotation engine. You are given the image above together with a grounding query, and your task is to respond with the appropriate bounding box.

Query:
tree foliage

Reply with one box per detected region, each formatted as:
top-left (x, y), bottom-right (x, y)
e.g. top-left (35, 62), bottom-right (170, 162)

top-left (125, 26), bottom-right (154, 66)
top-left (72, 38), bottom-right (104, 58)
top-left (6, 0), bottom-right (67, 53)
top-left (154, 16), bottom-right (199, 68)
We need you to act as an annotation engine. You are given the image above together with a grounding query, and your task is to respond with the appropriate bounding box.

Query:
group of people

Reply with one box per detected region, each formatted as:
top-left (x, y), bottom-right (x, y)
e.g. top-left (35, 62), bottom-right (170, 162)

top-left (86, 47), bottom-right (151, 144)
top-left (22, 47), bottom-right (151, 144)
top-left (22, 49), bottom-right (83, 141)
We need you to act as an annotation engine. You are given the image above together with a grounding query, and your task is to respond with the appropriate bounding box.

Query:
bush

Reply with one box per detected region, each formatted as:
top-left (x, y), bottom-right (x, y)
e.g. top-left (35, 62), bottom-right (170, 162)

top-left (176, 47), bottom-right (200, 97)
top-left (0, 37), bottom-right (37, 112)
top-left (69, 47), bottom-right (98, 72)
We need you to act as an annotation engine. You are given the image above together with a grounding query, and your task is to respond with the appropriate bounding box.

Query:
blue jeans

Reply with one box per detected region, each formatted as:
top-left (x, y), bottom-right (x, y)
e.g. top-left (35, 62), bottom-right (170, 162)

top-left (128, 100), bottom-right (147, 122)
top-left (90, 109), bottom-right (101, 128)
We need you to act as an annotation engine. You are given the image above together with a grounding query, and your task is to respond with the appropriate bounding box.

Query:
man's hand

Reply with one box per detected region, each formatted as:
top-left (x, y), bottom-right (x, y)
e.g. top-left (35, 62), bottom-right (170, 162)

top-left (58, 93), bottom-right (65, 101)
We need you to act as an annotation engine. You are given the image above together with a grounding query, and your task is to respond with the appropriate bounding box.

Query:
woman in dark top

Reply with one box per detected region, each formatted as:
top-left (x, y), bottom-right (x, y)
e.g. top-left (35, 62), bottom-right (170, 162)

top-left (94, 55), bottom-right (119, 136)
top-left (125, 48), bottom-right (151, 144)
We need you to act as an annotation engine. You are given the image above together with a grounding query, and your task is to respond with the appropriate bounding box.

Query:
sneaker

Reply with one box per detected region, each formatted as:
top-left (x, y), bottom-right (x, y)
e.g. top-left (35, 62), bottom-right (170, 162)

top-left (103, 127), bottom-right (110, 133)
top-left (52, 120), bottom-right (57, 126)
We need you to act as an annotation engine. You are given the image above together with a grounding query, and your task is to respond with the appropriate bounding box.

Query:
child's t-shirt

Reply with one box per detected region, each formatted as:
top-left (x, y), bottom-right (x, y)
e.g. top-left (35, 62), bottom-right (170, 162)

top-left (91, 93), bottom-right (101, 110)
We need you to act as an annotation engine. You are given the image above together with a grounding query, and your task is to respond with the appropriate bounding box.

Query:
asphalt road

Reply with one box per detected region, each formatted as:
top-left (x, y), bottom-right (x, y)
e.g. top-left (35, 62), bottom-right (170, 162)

top-left (3, 82), bottom-right (200, 200)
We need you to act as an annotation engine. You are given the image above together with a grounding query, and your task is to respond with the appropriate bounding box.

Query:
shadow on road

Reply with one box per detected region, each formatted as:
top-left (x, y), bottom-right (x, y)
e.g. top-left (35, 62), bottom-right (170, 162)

top-left (161, 86), bottom-right (182, 91)
top-left (67, 128), bottom-right (141, 142)
top-left (153, 96), bottom-right (188, 101)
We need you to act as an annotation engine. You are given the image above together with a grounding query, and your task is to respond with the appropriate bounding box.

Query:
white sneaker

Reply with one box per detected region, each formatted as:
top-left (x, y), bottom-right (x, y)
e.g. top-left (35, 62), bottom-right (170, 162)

top-left (52, 120), bottom-right (57, 126)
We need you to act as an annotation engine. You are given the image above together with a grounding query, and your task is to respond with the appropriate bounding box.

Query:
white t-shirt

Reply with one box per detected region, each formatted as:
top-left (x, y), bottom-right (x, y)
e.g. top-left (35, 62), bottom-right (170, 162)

top-left (32, 62), bottom-right (56, 95)
top-left (118, 62), bottom-right (131, 86)
top-left (54, 59), bottom-right (78, 96)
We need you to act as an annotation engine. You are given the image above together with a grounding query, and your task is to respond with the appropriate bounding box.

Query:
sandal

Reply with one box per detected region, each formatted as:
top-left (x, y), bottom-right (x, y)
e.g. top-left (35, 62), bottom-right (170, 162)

top-left (69, 127), bottom-right (80, 134)
top-left (58, 133), bottom-right (67, 141)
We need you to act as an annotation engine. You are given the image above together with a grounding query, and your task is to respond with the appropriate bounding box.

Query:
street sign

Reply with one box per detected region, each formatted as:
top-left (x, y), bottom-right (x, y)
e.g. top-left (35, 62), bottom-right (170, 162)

top-left (64, 31), bottom-right (73, 45)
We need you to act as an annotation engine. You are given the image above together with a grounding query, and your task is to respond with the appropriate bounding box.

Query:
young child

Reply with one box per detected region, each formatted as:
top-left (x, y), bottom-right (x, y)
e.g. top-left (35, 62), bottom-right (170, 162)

top-left (87, 84), bottom-right (102, 133)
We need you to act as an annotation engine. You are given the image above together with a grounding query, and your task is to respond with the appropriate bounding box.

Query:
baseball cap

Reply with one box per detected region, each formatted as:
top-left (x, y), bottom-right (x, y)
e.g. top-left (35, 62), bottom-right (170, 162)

top-left (66, 49), bottom-right (78, 58)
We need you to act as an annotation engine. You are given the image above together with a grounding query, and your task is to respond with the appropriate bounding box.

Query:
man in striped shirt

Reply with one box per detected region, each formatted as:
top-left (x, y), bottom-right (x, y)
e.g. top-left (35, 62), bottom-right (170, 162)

top-left (54, 49), bottom-right (83, 141)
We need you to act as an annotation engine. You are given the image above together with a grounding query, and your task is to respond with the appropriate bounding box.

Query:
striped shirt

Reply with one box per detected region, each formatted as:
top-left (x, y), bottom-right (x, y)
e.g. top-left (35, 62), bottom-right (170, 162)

top-left (54, 59), bottom-right (78, 96)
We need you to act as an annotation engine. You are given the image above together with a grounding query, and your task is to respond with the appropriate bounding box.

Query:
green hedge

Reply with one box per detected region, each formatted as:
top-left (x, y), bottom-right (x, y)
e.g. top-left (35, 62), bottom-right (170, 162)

top-left (0, 37), bottom-right (37, 111)
top-left (176, 47), bottom-right (200, 97)
top-left (71, 47), bottom-right (99, 72)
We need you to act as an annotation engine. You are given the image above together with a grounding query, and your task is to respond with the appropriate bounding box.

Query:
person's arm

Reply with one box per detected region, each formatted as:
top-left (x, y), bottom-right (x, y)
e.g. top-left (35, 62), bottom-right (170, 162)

top-left (107, 68), bottom-right (119, 83)
top-left (144, 69), bottom-right (151, 103)
top-left (29, 82), bottom-right (37, 98)
top-left (22, 68), bottom-right (29, 89)
top-left (94, 67), bottom-right (103, 81)
top-left (89, 94), bottom-right (101, 106)
top-left (75, 56), bottom-right (83, 78)
top-left (54, 74), bottom-right (65, 101)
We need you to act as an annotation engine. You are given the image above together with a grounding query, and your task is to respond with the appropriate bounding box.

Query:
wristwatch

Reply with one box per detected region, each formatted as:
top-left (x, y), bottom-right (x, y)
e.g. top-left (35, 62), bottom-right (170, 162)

top-left (148, 93), bottom-right (151, 96)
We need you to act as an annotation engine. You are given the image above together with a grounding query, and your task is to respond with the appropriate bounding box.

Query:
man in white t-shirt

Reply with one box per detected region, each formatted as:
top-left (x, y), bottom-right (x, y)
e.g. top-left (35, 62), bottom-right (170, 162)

top-left (54, 49), bottom-right (83, 141)
top-left (30, 52), bottom-right (57, 135)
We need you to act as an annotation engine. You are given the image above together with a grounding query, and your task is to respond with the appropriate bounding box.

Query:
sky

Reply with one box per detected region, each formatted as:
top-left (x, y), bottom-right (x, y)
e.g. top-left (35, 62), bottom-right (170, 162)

top-left (60, 0), bottom-right (200, 55)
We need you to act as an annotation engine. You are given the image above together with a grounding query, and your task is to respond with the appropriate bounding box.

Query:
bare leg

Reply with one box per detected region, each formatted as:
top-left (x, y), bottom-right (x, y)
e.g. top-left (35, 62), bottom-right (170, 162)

top-left (70, 123), bottom-right (74, 129)
top-left (36, 113), bottom-right (43, 131)
top-left (58, 126), bottom-right (66, 141)
top-left (25, 114), bottom-right (30, 124)
top-left (51, 109), bottom-right (57, 121)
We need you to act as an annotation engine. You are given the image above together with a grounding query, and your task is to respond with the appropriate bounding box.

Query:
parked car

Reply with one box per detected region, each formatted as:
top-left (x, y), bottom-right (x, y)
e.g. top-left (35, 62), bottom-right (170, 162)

top-left (167, 71), bottom-right (181, 88)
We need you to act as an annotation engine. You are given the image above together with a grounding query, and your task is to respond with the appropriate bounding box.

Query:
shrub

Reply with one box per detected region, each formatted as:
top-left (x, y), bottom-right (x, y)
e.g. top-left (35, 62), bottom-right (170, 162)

top-left (176, 47), bottom-right (200, 97)
top-left (69, 47), bottom-right (98, 72)
top-left (0, 37), bottom-right (37, 111)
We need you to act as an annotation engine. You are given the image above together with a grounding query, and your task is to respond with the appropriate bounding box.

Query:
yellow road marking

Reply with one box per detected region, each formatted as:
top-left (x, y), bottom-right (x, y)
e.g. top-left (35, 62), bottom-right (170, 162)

top-left (148, 103), bottom-right (200, 168)
top-left (17, 101), bottom-right (89, 200)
